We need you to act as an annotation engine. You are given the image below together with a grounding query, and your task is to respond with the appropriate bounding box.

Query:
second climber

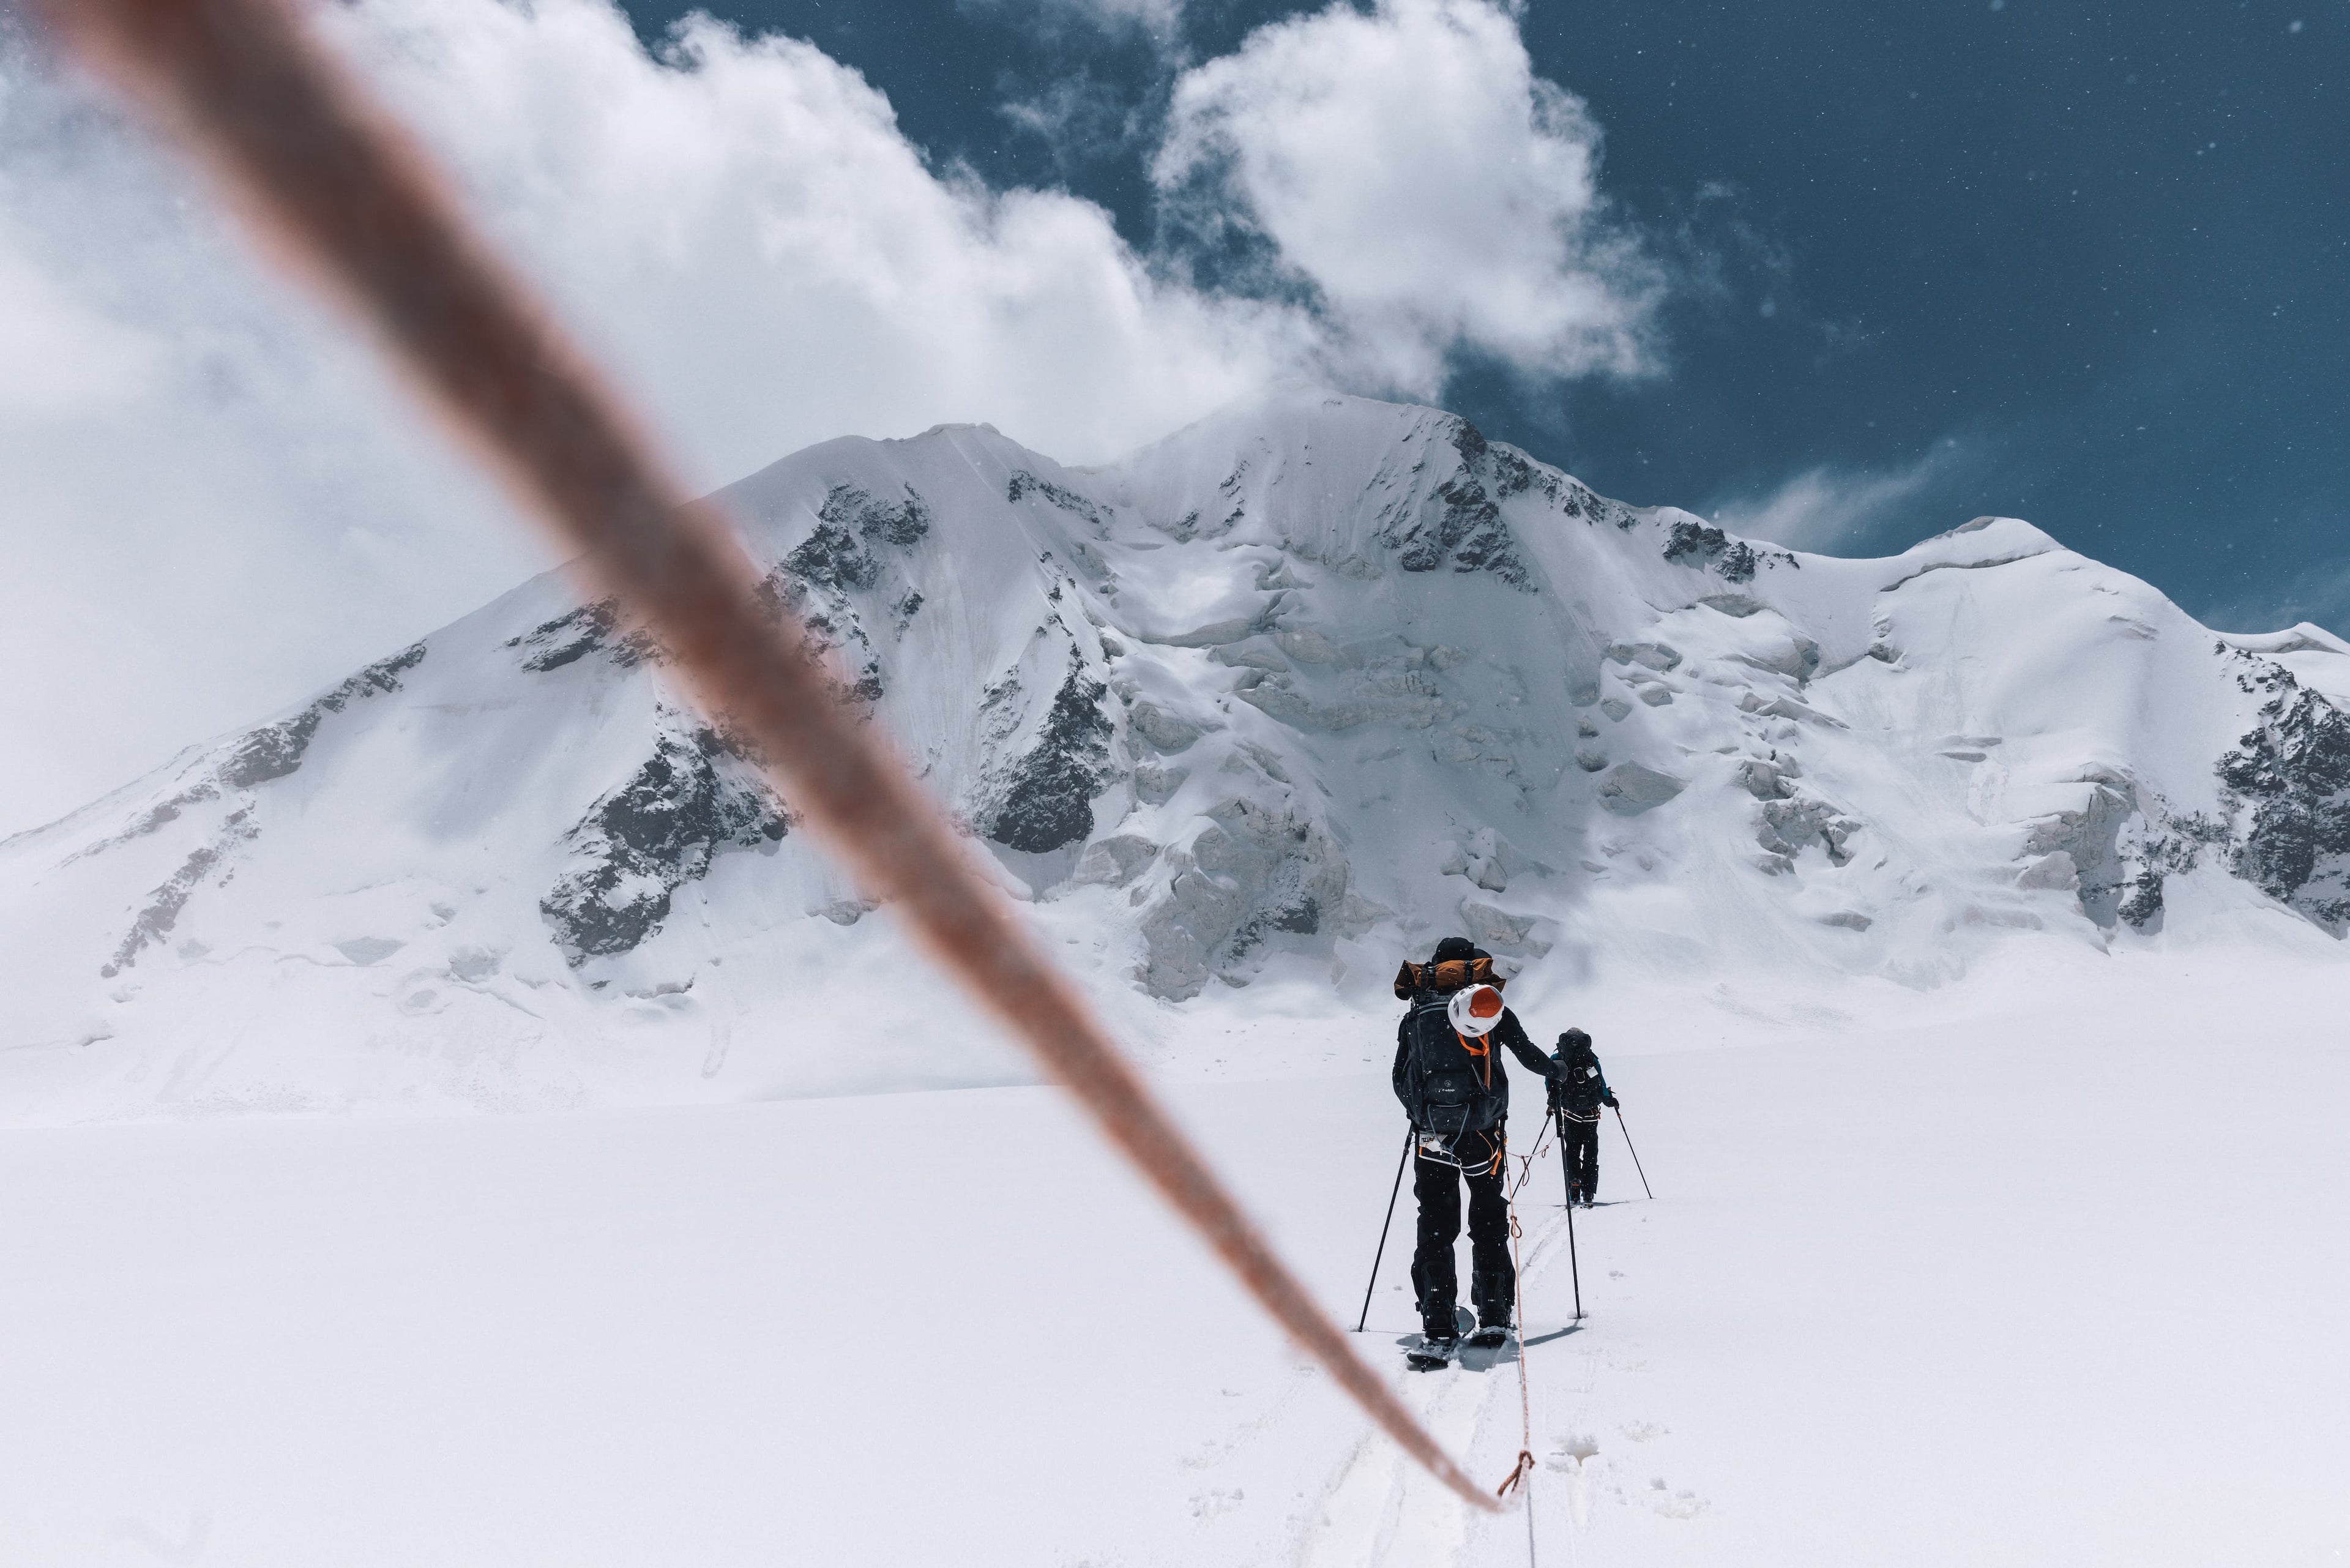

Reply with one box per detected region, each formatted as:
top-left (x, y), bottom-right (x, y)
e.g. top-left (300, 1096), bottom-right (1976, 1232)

top-left (1548, 1026), bottom-right (1620, 1208)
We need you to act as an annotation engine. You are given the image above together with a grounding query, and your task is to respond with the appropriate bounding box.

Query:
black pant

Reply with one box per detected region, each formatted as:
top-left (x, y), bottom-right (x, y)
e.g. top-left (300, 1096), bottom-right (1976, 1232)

top-left (1409, 1127), bottom-right (1513, 1332)
top-left (1561, 1110), bottom-right (1600, 1200)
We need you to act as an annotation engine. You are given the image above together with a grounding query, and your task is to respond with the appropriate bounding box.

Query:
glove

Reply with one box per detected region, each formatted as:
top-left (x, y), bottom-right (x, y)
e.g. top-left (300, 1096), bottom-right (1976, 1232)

top-left (1605, 1094), bottom-right (1620, 1108)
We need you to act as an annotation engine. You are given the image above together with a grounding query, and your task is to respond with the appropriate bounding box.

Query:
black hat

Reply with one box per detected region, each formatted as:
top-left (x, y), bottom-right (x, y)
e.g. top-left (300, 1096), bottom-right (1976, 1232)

top-left (1431, 936), bottom-right (1479, 962)
top-left (1557, 1028), bottom-right (1591, 1050)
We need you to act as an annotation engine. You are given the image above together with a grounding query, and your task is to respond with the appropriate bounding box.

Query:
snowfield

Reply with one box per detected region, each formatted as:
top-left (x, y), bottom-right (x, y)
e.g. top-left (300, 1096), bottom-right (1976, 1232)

top-left (4, 939), bottom-right (2344, 1566)
top-left (4, 390), bottom-right (2346, 1564)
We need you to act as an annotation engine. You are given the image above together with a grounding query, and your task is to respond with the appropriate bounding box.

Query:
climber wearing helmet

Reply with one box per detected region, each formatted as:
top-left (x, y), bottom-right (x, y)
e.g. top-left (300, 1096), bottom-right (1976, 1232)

top-left (1389, 936), bottom-right (1558, 1363)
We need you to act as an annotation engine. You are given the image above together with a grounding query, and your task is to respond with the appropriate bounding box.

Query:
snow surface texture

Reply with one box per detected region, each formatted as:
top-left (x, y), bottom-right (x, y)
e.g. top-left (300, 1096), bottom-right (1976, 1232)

top-left (2, 389), bottom-right (2347, 1122)
top-left (4, 949), bottom-right (2344, 1566)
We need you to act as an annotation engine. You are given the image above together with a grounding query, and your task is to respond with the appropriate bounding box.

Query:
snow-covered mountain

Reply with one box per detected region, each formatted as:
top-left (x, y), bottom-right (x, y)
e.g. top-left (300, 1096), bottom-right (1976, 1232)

top-left (4, 390), bottom-right (2345, 1121)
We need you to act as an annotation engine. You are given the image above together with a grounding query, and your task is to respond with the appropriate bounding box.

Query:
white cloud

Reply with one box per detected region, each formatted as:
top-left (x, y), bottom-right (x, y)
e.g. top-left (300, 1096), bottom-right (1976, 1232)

top-left (989, 0), bottom-right (1188, 40)
top-left (0, 48), bottom-right (540, 835)
top-left (1709, 449), bottom-right (1960, 553)
top-left (0, 0), bottom-right (1660, 833)
top-left (1153, 0), bottom-right (1662, 394)
top-left (324, 0), bottom-right (1306, 484)
top-left (0, 2), bottom-right (1298, 832)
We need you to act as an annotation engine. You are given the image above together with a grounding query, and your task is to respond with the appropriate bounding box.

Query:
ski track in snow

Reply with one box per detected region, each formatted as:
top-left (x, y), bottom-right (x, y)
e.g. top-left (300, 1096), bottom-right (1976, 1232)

top-left (5, 949), bottom-right (2349, 1566)
top-left (1300, 1198), bottom-right (1638, 1568)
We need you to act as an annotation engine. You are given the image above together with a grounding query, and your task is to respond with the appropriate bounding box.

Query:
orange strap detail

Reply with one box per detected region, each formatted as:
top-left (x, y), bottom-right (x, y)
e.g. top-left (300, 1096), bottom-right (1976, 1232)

top-left (1453, 1028), bottom-right (1493, 1089)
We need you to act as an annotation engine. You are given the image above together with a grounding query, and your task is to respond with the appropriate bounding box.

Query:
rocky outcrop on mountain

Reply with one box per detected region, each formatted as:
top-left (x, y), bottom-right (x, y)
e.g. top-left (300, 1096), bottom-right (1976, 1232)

top-left (2, 390), bottom-right (2343, 1121)
top-left (542, 718), bottom-right (787, 965)
top-left (100, 807), bottom-right (257, 979)
top-left (508, 602), bottom-right (653, 674)
top-left (1376, 416), bottom-right (1537, 588)
top-left (2218, 655), bottom-right (2350, 933)
top-left (988, 660), bottom-right (1115, 854)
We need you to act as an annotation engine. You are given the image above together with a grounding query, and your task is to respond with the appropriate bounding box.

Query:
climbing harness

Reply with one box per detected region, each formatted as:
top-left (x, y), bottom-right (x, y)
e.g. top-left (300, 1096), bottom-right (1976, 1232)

top-left (1411, 1024), bottom-right (1502, 1172)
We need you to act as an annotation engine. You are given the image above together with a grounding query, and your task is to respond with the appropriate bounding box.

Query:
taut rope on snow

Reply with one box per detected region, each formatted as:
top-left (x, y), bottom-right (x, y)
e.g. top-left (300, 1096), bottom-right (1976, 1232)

top-left (27, 0), bottom-right (1510, 1516)
top-left (1496, 1113), bottom-right (1558, 1562)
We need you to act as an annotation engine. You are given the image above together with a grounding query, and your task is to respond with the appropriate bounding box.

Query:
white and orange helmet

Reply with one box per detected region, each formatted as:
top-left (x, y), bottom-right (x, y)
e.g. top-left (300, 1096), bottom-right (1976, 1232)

top-left (1447, 983), bottom-right (1505, 1037)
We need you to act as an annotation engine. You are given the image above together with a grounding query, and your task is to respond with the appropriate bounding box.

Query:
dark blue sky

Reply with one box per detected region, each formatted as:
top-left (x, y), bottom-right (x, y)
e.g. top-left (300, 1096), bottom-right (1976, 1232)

top-left (621, 0), bottom-right (2345, 633)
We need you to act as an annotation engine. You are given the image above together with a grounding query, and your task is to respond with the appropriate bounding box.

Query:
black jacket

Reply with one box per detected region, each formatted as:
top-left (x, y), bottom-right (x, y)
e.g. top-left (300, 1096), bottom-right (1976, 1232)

top-left (1391, 1002), bottom-right (1556, 1128)
top-left (1548, 1042), bottom-right (1616, 1115)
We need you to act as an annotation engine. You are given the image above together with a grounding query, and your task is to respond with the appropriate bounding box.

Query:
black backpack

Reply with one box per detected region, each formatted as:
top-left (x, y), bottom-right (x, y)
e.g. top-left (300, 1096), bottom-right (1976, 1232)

top-left (1551, 1051), bottom-right (1606, 1114)
top-left (1400, 991), bottom-right (1502, 1135)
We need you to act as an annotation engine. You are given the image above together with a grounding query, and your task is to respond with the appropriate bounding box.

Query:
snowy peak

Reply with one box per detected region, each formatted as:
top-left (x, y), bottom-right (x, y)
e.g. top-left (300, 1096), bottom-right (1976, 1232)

top-left (1, 392), bottom-right (2344, 1121)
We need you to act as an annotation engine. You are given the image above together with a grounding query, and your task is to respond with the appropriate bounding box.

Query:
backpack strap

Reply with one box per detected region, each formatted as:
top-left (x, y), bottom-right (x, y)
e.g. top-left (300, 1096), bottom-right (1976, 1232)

top-left (1455, 1027), bottom-right (1493, 1086)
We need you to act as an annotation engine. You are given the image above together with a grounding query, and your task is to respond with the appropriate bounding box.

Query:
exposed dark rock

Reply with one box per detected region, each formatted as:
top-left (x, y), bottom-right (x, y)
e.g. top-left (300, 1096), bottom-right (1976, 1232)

top-left (118, 786), bottom-right (217, 840)
top-left (101, 808), bottom-right (256, 976)
top-left (786, 520), bottom-right (882, 592)
top-left (1662, 520), bottom-right (1796, 584)
top-left (2109, 813), bottom-right (2227, 931)
top-left (827, 482), bottom-right (931, 548)
top-left (220, 643), bottom-right (427, 789)
top-left (744, 485), bottom-right (930, 701)
top-left (754, 568), bottom-right (885, 706)
top-left (1381, 429), bottom-right (1537, 589)
top-left (1006, 471), bottom-right (1111, 533)
top-left (541, 723), bottom-right (788, 964)
top-left (67, 642), bottom-right (420, 878)
top-left (1556, 479), bottom-right (1639, 530)
top-left (2217, 673), bottom-right (2350, 933)
top-left (1235, 894), bottom-right (1321, 950)
top-left (988, 661), bottom-right (1114, 853)
top-left (779, 483), bottom-right (933, 599)
top-left (62, 780), bottom-right (223, 867)
top-left (2116, 871), bottom-right (2165, 930)
top-left (507, 602), bottom-right (653, 673)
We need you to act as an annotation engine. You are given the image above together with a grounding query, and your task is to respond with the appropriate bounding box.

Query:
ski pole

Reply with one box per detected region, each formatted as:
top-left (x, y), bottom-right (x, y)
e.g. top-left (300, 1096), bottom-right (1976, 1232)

top-left (1555, 1107), bottom-right (1575, 1209)
top-left (1557, 1110), bottom-right (1583, 1320)
top-left (1356, 1125), bottom-right (1415, 1333)
top-left (1613, 1105), bottom-right (1653, 1200)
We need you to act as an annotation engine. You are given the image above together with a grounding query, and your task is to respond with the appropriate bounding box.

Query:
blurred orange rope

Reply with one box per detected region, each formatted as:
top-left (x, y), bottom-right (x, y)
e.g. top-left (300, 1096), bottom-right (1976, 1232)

top-left (27, 0), bottom-right (1506, 1515)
